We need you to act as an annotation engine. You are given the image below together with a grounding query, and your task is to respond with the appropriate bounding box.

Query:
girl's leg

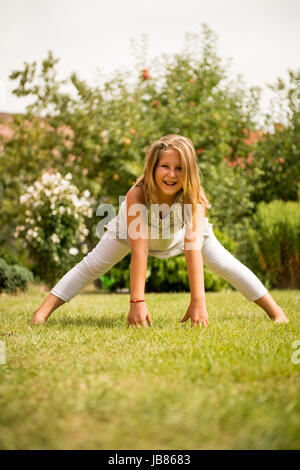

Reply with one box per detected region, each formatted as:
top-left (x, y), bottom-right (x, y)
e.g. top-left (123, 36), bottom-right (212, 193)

top-left (31, 232), bottom-right (131, 324)
top-left (201, 231), bottom-right (288, 322)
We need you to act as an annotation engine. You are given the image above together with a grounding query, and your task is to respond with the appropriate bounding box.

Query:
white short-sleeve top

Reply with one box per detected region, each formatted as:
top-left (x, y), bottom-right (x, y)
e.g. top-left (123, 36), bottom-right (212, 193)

top-left (104, 186), bottom-right (213, 258)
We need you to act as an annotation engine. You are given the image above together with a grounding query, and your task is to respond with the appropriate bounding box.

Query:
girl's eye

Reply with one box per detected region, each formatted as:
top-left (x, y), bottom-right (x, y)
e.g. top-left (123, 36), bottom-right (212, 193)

top-left (161, 165), bottom-right (182, 170)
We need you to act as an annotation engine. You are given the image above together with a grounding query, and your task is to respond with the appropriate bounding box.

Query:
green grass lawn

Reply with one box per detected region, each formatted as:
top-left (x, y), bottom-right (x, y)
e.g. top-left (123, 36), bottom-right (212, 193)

top-left (0, 284), bottom-right (299, 450)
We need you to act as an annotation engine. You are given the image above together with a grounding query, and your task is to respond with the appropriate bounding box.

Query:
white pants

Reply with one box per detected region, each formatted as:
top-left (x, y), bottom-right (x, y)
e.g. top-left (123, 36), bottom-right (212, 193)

top-left (50, 228), bottom-right (268, 303)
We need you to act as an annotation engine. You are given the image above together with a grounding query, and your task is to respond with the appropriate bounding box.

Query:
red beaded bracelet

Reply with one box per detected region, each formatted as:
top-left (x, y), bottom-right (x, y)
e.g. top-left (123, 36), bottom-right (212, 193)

top-left (129, 299), bottom-right (145, 303)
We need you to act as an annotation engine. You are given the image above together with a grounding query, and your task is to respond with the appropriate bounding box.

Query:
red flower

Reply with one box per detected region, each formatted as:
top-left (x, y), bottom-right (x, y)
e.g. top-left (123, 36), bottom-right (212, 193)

top-left (278, 157), bottom-right (285, 164)
top-left (152, 100), bottom-right (161, 107)
top-left (141, 69), bottom-right (150, 80)
top-left (274, 123), bottom-right (284, 132)
top-left (123, 138), bottom-right (131, 146)
top-left (189, 77), bottom-right (195, 83)
top-left (247, 152), bottom-right (254, 164)
top-left (189, 102), bottom-right (195, 107)
top-left (196, 148), bottom-right (204, 155)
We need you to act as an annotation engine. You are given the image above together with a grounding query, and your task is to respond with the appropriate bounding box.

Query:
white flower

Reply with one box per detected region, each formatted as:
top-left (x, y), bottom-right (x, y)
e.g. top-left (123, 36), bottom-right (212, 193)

top-left (50, 233), bottom-right (60, 244)
top-left (69, 247), bottom-right (79, 255)
top-left (52, 210), bottom-right (57, 215)
top-left (34, 181), bottom-right (43, 191)
top-left (20, 195), bottom-right (29, 204)
top-left (53, 254), bottom-right (59, 262)
top-left (65, 173), bottom-right (72, 180)
top-left (81, 245), bottom-right (88, 254)
top-left (26, 229), bottom-right (34, 241)
top-left (42, 173), bottom-right (52, 185)
top-left (68, 184), bottom-right (78, 193)
top-left (83, 190), bottom-right (90, 198)
top-left (81, 227), bottom-right (89, 237)
top-left (59, 206), bottom-right (66, 214)
top-left (87, 208), bottom-right (93, 218)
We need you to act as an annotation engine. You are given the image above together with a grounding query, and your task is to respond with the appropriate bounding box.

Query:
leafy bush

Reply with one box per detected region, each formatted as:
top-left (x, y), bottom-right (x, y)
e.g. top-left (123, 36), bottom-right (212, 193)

top-left (0, 258), bottom-right (34, 293)
top-left (246, 200), bottom-right (300, 288)
top-left (247, 71), bottom-right (300, 206)
top-left (0, 245), bottom-right (23, 266)
top-left (100, 228), bottom-right (236, 293)
top-left (15, 171), bottom-right (94, 286)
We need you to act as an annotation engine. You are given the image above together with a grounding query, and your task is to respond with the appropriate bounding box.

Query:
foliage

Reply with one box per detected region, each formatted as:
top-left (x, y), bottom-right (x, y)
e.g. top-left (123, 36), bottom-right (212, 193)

top-left (249, 71), bottom-right (300, 204)
top-left (245, 200), bottom-right (300, 288)
top-left (14, 171), bottom-right (94, 285)
top-left (0, 257), bottom-right (33, 293)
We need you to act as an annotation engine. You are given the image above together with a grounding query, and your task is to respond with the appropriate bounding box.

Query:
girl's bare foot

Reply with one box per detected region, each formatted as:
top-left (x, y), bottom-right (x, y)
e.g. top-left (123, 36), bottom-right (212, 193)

top-left (30, 310), bottom-right (49, 325)
top-left (273, 308), bottom-right (289, 323)
top-left (254, 293), bottom-right (289, 323)
top-left (30, 293), bottom-right (65, 325)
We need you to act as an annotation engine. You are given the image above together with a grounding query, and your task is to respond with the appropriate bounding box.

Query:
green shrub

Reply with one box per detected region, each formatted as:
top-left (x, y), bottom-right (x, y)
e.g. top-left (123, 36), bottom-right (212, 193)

top-left (15, 171), bottom-right (94, 286)
top-left (0, 258), bottom-right (34, 293)
top-left (100, 228), bottom-right (236, 293)
top-left (246, 200), bottom-right (300, 288)
top-left (0, 246), bottom-right (22, 266)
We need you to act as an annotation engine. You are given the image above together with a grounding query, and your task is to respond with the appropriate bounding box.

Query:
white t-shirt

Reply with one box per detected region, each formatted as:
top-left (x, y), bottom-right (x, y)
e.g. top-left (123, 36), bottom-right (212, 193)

top-left (104, 198), bottom-right (213, 258)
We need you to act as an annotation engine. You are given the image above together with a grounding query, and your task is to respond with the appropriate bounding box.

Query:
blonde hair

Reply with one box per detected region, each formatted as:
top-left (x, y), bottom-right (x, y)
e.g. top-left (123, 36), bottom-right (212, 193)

top-left (134, 135), bottom-right (210, 224)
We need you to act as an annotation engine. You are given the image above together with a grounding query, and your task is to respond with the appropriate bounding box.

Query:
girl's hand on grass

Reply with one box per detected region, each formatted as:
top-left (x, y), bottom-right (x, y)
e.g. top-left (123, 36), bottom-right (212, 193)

top-left (127, 302), bottom-right (153, 328)
top-left (179, 299), bottom-right (209, 328)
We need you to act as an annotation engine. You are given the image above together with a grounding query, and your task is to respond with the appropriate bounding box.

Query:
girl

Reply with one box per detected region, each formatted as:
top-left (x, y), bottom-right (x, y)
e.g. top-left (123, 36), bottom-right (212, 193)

top-left (31, 135), bottom-right (288, 327)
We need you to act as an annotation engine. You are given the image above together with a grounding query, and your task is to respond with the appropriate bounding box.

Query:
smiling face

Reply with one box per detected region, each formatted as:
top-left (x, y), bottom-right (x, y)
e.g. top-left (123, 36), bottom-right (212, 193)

top-left (154, 149), bottom-right (183, 204)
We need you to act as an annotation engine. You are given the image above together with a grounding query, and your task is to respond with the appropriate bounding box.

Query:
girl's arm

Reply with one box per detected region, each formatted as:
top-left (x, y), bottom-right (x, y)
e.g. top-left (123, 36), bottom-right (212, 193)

top-left (126, 187), bottom-right (152, 328)
top-left (183, 249), bottom-right (206, 302)
top-left (180, 204), bottom-right (208, 327)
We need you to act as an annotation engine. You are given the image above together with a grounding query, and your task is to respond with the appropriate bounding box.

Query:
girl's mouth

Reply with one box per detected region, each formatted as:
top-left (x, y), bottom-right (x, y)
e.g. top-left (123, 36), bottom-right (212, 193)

top-left (163, 181), bottom-right (177, 187)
